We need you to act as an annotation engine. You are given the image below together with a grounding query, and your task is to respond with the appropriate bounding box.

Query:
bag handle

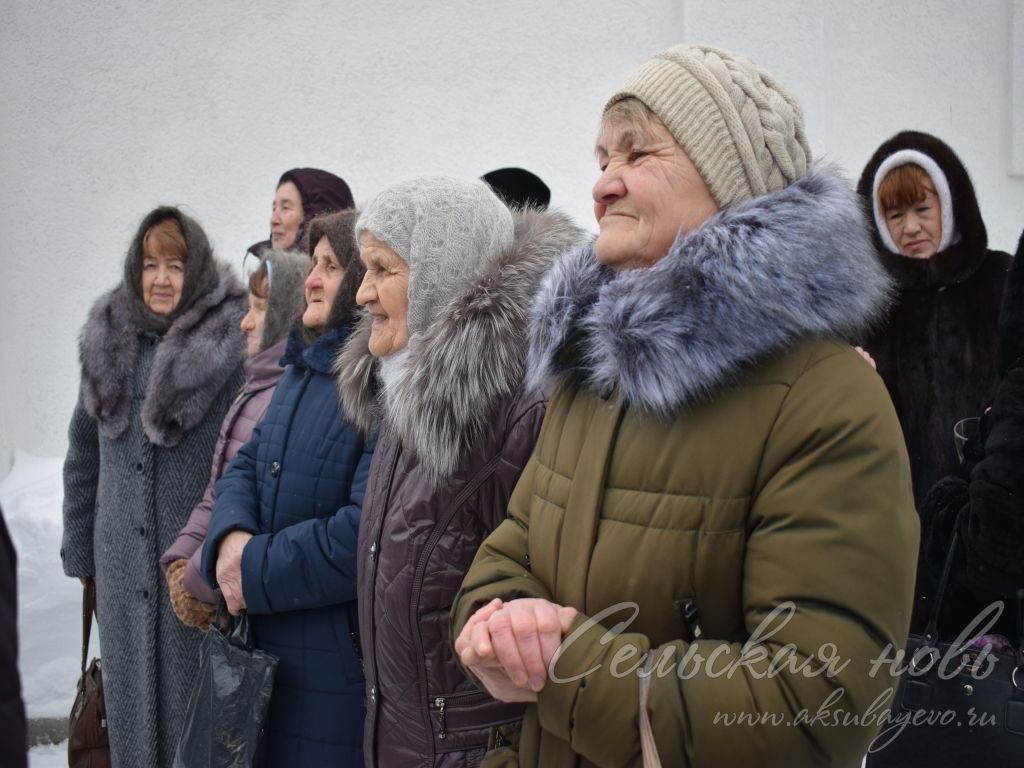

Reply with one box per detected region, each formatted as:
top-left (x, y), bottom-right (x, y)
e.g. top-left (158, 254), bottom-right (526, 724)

top-left (638, 652), bottom-right (661, 768)
top-left (230, 610), bottom-right (253, 650)
top-left (921, 525), bottom-right (960, 646)
top-left (925, 517), bottom-right (1024, 664)
top-left (81, 579), bottom-right (96, 676)
top-left (213, 598), bottom-right (254, 651)
top-left (1016, 589), bottom-right (1024, 679)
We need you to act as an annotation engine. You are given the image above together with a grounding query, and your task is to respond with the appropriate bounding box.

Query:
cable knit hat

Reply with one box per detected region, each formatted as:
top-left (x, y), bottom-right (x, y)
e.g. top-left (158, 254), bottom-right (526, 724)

top-left (605, 44), bottom-right (811, 207)
top-left (356, 176), bottom-right (514, 337)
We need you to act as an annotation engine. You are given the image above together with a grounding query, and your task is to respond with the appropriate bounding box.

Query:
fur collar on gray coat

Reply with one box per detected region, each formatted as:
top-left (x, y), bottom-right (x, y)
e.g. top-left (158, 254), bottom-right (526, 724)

top-left (79, 264), bottom-right (246, 447)
top-left (528, 164), bottom-right (892, 415)
top-left (336, 208), bottom-right (585, 482)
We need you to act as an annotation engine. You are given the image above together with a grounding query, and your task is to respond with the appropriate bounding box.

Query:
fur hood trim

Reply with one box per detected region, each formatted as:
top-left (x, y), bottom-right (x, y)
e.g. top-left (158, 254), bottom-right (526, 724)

top-left (527, 164), bottom-right (892, 415)
top-left (857, 130), bottom-right (991, 288)
top-left (335, 208), bottom-right (585, 482)
top-left (80, 263), bottom-right (246, 446)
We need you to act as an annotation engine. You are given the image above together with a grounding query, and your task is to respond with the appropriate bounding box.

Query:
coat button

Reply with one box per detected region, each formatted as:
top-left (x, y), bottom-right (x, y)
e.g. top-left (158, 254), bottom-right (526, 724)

top-left (270, 460), bottom-right (281, 477)
top-left (135, 461), bottom-right (144, 473)
top-left (369, 686), bottom-right (376, 704)
top-left (142, 589), bottom-right (149, 599)
top-left (369, 542), bottom-right (377, 562)
top-left (139, 526), bottom-right (146, 537)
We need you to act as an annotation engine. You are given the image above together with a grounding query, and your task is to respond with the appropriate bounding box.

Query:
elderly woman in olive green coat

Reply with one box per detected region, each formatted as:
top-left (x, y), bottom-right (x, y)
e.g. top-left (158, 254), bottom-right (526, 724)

top-left (452, 45), bottom-right (919, 768)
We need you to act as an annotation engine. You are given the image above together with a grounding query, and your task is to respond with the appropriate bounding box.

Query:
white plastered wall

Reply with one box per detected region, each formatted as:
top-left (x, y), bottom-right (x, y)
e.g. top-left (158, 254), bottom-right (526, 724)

top-left (1, 0), bottom-right (1022, 474)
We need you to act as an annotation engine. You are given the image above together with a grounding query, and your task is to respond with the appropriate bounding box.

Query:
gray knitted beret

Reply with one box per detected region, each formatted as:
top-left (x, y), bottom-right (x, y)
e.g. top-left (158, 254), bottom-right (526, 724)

top-left (605, 44), bottom-right (812, 208)
top-left (356, 176), bottom-right (514, 337)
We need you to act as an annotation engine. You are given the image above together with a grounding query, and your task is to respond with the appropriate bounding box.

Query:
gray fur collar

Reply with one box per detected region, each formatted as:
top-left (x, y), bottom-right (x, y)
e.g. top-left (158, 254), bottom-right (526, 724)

top-left (79, 264), bottom-right (246, 447)
top-left (335, 208), bottom-right (585, 482)
top-left (528, 164), bottom-right (892, 415)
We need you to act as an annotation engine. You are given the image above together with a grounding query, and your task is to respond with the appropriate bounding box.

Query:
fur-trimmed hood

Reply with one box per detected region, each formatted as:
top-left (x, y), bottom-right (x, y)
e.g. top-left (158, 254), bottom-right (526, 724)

top-left (857, 130), bottom-right (991, 289)
top-left (528, 164), bottom-right (892, 416)
top-left (335, 207), bottom-right (585, 481)
top-left (79, 263), bottom-right (246, 447)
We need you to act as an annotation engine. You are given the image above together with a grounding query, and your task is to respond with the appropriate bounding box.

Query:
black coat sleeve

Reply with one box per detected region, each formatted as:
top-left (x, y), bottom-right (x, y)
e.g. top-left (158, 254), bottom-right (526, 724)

top-left (0, 507), bottom-right (27, 767)
top-left (959, 359), bottom-right (1024, 598)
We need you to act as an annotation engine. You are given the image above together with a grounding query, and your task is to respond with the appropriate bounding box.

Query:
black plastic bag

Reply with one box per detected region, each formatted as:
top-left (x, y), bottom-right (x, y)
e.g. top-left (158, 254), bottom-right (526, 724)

top-left (174, 609), bottom-right (278, 768)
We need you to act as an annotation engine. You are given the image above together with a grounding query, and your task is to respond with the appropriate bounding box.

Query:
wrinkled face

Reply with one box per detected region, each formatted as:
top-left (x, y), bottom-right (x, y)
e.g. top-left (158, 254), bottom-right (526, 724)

top-left (141, 248), bottom-right (184, 315)
top-left (356, 231), bottom-right (410, 358)
top-left (271, 181), bottom-right (304, 249)
top-left (884, 188), bottom-right (942, 260)
top-left (303, 236), bottom-right (345, 332)
top-left (239, 282), bottom-right (268, 358)
top-left (593, 114), bottom-right (719, 271)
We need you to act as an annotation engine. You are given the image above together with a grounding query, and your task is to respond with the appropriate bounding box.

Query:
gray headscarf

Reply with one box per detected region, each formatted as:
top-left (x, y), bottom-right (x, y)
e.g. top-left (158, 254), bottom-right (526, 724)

top-left (253, 249), bottom-right (308, 351)
top-left (123, 206), bottom-right (219, 333)
top-left (355, 176), bottom-right (514, 337)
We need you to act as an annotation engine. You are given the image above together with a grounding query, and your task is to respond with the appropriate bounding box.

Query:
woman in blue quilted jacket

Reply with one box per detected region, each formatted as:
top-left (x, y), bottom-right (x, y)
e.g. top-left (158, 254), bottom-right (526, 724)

top-left (202, 208), bottom-right (374, 766)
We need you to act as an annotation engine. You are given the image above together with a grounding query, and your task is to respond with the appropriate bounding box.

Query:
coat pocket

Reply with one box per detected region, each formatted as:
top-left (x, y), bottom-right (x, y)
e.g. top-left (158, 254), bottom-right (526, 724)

top-left (428, 689), bottom-right (522, 755)
top-left (481, 720), bottom-right (522, 767)
top-left (329, 602), bottom-right (364, 685)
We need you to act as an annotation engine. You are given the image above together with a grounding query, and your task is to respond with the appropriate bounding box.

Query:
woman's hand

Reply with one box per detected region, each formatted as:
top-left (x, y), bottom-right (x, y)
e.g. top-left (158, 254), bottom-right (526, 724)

top-left (457, 599), bottom-right (537, 702)
top-left (854, 346), bottom-right (877, 370)
top-left (216, 531), bottom-right (253, 615)
top-left (455, 597), bottom-right (577, 699)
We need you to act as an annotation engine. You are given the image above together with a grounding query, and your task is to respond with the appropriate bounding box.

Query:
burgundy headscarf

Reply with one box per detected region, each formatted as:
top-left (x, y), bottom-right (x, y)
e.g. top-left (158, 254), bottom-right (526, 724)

top-left (246, 168), bottom-right (355, 259)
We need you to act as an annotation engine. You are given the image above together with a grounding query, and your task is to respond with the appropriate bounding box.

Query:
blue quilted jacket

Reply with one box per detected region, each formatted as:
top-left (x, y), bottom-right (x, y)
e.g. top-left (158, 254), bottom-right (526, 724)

top-left (203, 322), bottom-right (375, 767)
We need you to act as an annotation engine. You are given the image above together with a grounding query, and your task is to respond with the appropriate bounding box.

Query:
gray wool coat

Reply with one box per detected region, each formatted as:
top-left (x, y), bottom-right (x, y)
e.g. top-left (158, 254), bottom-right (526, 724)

top-left (62, 264), bottom-right (246, 768)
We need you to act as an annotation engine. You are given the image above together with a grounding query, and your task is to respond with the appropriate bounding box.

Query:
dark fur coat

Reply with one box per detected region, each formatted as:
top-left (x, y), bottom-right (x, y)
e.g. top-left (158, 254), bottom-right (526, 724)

top-left (858, 131), bottom-right (1012, 505)
top-left (915, 227), bottom-right (1024, 639)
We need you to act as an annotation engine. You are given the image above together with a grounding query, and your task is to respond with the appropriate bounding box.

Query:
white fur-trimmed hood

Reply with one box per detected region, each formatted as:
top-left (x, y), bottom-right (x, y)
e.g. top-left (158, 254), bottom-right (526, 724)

top-left (335, 208), bottom-right (586, 482)
top-left (527, 164), bottom-right (892, 415)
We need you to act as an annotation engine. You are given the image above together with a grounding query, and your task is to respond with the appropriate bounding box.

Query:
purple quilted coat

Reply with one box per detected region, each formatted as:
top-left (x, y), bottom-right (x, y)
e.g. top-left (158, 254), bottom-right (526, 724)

top-left (335, 208), bottom-right (585, 767)
top-left (159, 338), bottom-right (286, 601)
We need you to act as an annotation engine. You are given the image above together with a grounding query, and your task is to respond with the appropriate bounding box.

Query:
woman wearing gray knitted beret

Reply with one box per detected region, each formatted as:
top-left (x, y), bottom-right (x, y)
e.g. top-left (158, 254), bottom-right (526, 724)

top-left (335, 176), bottom-right (585, 766)
top-left (452, 45), bottom-right (920, 767)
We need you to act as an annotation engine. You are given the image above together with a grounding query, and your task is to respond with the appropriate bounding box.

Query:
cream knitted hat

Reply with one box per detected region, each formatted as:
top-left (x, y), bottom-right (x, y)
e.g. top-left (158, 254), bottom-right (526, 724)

top-left (356, 176), bottom-right (514, 337)
top-left (605, 44), bottom-right (811, 207)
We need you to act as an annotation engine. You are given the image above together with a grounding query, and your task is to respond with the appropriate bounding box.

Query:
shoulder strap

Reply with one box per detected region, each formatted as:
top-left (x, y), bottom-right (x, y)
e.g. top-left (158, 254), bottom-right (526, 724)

top-left (1016, 589), bottom-right (1024, 671)
top-left (923, 520), bottom-right (961, 645)
top-left (639, 652), bottom-right (662, 768)
top-left (81, 580), bottom-right (96, 675)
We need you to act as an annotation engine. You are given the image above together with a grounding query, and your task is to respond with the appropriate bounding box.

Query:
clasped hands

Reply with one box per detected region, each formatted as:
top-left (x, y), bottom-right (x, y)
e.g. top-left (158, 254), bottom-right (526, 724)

top-left (454, 597), bottom-right (577, 703)
top-left (216, 530), bottom-right (253, 615)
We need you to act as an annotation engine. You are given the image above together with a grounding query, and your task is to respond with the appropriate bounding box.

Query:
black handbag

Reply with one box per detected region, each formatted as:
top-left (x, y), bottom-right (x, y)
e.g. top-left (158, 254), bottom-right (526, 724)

top-left (68, 579), bottom-right (110, 768)
top-left (867, 526), bottom-right (1024, 764)
top-left (173, 607), bottom-right (278, 768)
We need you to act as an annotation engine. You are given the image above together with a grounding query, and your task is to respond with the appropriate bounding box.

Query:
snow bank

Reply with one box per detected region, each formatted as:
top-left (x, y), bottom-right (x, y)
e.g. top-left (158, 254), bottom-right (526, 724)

top-left (28, 741), bottom-right (68, 768)
top-left (0, 450), bottom-right (98, 721)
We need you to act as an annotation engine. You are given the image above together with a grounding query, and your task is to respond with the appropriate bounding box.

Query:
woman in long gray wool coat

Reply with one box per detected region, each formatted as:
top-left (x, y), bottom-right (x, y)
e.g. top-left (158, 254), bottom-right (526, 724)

top-left (61, 206), bottom-right (247, 768)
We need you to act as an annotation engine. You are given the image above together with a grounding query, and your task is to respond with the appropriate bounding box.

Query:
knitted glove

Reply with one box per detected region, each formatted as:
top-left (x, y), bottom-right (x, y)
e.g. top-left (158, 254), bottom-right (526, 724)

top-left (165, 559), bottom-right (216, 631)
